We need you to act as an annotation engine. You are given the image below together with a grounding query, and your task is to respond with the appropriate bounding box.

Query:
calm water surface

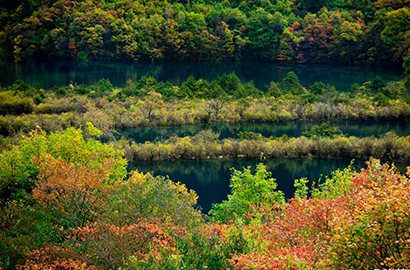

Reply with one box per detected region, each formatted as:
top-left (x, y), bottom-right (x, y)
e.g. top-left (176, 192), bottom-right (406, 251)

top-left (118, 121), bottom-right (410, 143)
top-left (129, 158), bottom-right (409, 213)
top-left (129, 158), bottom-right (359, 213)
top-left (0, 57), bottom-right (403, 91)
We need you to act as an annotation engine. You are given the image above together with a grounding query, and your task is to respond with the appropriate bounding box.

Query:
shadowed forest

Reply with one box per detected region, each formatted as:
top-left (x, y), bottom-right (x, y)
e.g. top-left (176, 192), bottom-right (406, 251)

top-left (0, 0), bottom-right (410, 71)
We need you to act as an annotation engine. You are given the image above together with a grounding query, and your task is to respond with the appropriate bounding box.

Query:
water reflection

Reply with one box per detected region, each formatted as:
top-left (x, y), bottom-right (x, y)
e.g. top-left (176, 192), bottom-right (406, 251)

top-left (0, 57), bottom-right (403, 91)
top-left (129, 158), bottom-right (369, 213)
top-left (119, 121), bottom-right (410, 143)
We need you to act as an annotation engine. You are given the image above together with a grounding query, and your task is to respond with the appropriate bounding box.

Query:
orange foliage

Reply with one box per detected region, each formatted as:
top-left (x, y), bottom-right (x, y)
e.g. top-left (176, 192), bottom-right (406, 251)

top-left (228, 160), bottom-right (410, 269)
top-left (329, 160), bottom-right (410, 268)
top-left (69, 221), bottom-right (177, 269)
top-left (32, 154), bottom-right (113, 226)
top-left (17, 246), bottom-right (95, 270)
top-left (230, 199), bottom-right (334, 269)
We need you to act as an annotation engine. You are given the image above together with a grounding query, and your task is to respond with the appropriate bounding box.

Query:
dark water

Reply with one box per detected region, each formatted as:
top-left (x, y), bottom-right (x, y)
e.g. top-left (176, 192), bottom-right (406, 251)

top-left (128, 158), bottom-right (364, 213)
top-left (129, 158), bottom-right (409, 213)
top-left (0, 57), bottom-right (403, 91)
top-left (118, 121), bottom-right (410, 143)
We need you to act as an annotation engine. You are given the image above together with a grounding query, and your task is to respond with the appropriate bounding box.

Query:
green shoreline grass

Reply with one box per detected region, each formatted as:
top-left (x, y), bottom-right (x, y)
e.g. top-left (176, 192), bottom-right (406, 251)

top-left (118, 130), bottom-right (410, 162)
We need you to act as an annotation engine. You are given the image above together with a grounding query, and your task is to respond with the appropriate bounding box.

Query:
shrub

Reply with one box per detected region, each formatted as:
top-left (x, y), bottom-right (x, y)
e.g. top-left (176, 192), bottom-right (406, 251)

top-left (210, 163), bottom-right (284, 223)
top-left (0, 126), bottom-right (127, 206)
top-left (103, 170), bottom-right (201, 227)
top-left (302, 122), bottom-right (342, 138)
top-left (329, 160), bottom-right (410, 268)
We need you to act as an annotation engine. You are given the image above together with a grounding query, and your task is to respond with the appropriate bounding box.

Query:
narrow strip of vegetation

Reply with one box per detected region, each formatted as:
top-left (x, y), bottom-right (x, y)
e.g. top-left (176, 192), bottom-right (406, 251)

top-left (1, 74), bottom-right (410, 151)
top-left (118, 129), bottom-right (410, 162)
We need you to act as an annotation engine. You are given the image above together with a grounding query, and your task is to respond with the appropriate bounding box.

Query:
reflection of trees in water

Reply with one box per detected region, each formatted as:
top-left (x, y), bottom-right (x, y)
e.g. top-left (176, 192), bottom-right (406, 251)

top-left (264, 158), bottom-right (360, 182)
top-left (119, 121), bottom-right (410, 143)
top-left (330, 121), bottom-right (410, 137)
top-left (130, 158), bottom-right (408, 211)
top-left (1, 58), bottom-right (403, 90)
top-left (130, 160), bottom-right (227, 185)
top-left (130, 158), bottom-right (406, 188)
top-left (129, 158), bottom-right (362, 186)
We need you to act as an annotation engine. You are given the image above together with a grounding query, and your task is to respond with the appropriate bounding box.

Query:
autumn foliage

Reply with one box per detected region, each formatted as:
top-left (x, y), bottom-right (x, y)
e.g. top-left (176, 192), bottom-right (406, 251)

top-left (2, 0), bottom-right (410, 69)
top-left (1, 125), bottom-right (410, 269)
top-left (69, 221), bottom-right (177, 269)
top-left (329, 161), bottom-right (410, 268)
top-left (32, 154), bottom-right (113, 227)
top-left (223, 160), bottom-right (410, 269)
top-left (17, 246), bottom-right (95, 270)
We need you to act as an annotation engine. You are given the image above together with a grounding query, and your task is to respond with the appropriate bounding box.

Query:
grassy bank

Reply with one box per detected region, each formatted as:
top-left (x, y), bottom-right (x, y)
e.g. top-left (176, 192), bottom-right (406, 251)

top-left (118, 130), bottom-right (410, 162)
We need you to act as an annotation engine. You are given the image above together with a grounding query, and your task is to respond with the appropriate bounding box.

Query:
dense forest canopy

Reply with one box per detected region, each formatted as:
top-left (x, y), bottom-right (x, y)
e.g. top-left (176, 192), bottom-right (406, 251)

top-left (0, 0), bottom-right (410, 71)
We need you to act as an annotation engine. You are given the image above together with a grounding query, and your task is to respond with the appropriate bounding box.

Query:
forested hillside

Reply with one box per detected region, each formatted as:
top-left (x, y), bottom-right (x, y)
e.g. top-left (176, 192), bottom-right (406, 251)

top-left (1, 0), bottom-right (410, 70)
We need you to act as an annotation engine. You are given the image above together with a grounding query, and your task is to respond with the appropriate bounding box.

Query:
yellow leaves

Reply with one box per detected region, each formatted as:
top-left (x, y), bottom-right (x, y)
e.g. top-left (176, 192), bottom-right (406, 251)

top-left (14, 34), bottom-right (23, 45)
top-left (32, 153), bottom-right (113, 225)
top-left (127, 170), bottom-right (151, 185)
top-left (85, 122), bottom-right (103, 138)
top-left (13, 35), bottom-right (23, 55)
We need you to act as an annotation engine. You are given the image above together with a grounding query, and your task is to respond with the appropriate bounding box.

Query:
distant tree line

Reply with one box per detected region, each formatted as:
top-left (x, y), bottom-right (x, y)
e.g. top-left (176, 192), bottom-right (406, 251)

top-left (0, 0), bottom-right (410, 71)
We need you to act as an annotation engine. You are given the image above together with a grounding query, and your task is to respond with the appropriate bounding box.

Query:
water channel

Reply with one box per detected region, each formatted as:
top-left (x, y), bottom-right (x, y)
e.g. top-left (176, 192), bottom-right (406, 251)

top-left (118, 120), bottom-right (410, 144)
top-left (128, 158), bottom-right (408, 214)
top-left (0, 57), bottom-right (403, 91)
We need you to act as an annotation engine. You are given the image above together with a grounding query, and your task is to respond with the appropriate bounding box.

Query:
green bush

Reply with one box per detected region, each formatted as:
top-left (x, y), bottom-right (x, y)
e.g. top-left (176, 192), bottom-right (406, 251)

top-left (0, 126), bottom-right (127, 206)
top-left (302, 122), bottom-right (342, 138)
top-left (210, 163), bottom-right (284, 222)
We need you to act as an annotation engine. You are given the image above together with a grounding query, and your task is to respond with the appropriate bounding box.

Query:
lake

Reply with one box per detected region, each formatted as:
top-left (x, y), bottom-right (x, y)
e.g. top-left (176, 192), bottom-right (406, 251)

top-left (0, 57), bottom-right (403, 91)
top-left (129, 158), bottom-right (409, 214)
top-left (2, 57), bottom-right (408, 214)
top-left (118, 120), bottom-right (410, 143)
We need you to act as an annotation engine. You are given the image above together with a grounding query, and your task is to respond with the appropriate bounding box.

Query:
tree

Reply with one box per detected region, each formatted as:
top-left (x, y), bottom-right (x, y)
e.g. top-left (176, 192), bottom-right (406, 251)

top-left (329, 160), bottom-right (410, 268)
top-left (310, 81), bottom-right (327, 95)
top-left (70, 221), bottom-right (176, 270)
top-left (179, 75), bottom-right (196, 98)
top-left (17, 246), bottom-right (95, 270)
top-left (32, 154), bottom-right (113, 227)
top-left (334, 20), bottom-right (365, 63)
top-left (302, 122), bottom-right (342, 138)
top-left (141, 91), bottom-right (164, 124)
top-left (267, 81), bottom-right (282, 97)
top-left (381, 7), bottom-right (410, 58)
top-left (103, 170), bottom-right (201, 227)
top-left (280, 71), bottom-right (306, 95)
top-left (376, 0), bottom-right (410, 9)
top-left (0, 127), bottom-right (127, 206)
top-left (210, 163), bottom-right (284, 222)
top-left (203, 98), bottom-right (226, 123)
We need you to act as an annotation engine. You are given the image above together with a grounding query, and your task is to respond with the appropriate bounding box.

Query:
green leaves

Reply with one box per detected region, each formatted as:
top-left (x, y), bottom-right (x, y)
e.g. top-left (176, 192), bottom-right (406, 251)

top-left (280, 71), bottom-right (306, 95)
top-left (302, 122), bottom-right (342, 138)
top-left (210, 163), bottom-right (284, 222)
top-left (104, 170), bottom-right (201, 227)
top-left (0, 127), bottom-right (127, 206)
top-left (381, 7), bottom-right (410, 53)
